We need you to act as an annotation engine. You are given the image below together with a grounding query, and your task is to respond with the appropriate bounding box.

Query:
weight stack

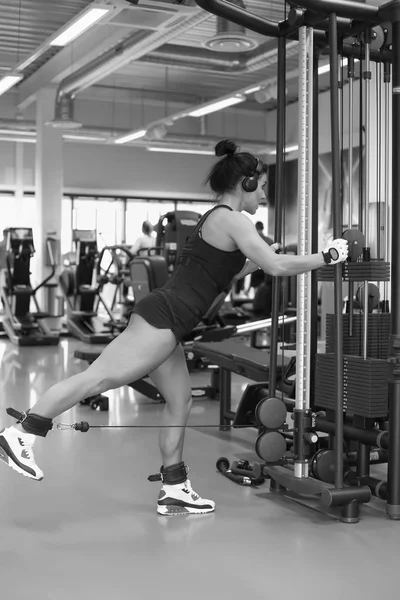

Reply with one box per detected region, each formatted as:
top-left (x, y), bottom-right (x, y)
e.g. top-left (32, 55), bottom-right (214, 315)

top-left (315, 354), bottom-right (389, 418)
top-left (318, 262), bottom-right (390, 282)
top-left (326, 313), bottom-right (391, 359)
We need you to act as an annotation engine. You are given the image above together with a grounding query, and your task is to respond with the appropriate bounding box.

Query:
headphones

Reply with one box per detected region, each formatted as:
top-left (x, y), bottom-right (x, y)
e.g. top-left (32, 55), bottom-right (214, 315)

top-left (241, 158), bottom-right (263, 193)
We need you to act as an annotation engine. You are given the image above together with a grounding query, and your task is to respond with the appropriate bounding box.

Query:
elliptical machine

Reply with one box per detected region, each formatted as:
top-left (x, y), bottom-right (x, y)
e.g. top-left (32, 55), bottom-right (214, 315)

top-left (0, 227), bottom-right (60, 346)
top-left (59, 230), bottom-right (119, 344)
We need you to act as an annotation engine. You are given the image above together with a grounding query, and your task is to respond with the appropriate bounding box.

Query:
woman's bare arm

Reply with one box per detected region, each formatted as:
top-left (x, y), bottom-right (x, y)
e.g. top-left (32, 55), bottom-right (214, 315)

top-left (233, 259), bottom-right (260, 281)
top-left (225, 212), bottom-right (326, 277)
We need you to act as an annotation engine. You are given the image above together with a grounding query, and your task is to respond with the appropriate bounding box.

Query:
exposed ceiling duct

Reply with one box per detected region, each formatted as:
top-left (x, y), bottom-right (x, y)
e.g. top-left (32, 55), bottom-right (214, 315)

top-left (139, 39), bottom-right (298, 73)
top-left (0, 118), bottom-right (276, 154)
top-left (203, 0), bottom-right (258, 52)
top-left (47, 8), bottom-right (211, 129)
top-left (42, 0), bottom-right (297, 148)
top-left (47, 3), bottom-right (296, 133)
top-left (48, 94), bottom-right (82, 130)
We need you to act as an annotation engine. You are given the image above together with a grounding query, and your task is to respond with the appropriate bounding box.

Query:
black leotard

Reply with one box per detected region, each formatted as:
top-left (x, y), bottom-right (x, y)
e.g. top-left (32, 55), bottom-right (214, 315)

top-left (132, 205), bottom-right (246, 341)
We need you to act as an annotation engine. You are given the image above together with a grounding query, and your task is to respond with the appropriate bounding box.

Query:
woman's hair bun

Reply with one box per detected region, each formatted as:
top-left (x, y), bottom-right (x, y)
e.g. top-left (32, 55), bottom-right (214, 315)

top-left (215, 139), bottom-right (238, 157)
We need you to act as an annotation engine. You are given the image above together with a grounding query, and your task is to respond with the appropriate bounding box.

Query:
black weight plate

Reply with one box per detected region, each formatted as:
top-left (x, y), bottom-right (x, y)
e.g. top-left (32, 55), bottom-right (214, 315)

top-left (255, 431), bottom-right (287, 463)
top-left (255, 397), bottom-right (287, 429)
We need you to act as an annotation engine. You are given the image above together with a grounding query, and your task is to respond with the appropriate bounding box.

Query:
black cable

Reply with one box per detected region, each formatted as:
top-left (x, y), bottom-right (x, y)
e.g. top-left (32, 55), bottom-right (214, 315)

top-left (84, 424), bottom-right (254, 429)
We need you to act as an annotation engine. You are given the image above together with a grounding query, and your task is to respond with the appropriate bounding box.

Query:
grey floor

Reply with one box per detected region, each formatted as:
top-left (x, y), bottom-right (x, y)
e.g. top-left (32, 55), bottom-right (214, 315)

top-left (0, 336), bottom-right (399, 600)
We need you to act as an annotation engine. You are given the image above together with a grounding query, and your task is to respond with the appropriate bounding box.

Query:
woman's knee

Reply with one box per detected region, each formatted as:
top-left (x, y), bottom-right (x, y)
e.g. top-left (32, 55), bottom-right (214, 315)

top-left (166, 392), bottom-right (193, 417)
top-left (83, 370), bottom-right (115, 396)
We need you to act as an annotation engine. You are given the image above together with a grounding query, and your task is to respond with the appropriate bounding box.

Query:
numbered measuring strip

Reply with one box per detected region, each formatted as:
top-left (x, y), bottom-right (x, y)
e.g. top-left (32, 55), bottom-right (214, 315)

top-left (296, 26), bottom-right (313, 417)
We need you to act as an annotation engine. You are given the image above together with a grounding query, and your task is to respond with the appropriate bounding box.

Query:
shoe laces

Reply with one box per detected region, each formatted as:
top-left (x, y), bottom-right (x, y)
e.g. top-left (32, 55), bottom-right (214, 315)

top-left (19, 436), bottom-right (34, 460)
top-left (183, 479), bottom-right (199, 501)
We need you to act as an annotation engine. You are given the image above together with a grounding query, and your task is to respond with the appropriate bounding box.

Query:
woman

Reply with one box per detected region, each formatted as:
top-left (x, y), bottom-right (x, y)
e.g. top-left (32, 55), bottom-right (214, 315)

top-left (0, 139), bottom-right (348, 516)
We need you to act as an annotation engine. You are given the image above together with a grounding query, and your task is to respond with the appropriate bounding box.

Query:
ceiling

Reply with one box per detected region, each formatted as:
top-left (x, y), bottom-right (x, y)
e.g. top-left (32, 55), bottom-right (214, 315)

top-left (0, 0), bottom-right (356, 152)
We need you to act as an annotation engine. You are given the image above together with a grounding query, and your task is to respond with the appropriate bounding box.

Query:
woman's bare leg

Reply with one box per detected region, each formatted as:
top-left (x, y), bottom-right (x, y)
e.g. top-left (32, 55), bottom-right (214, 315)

top-left (149, 345), bottom-right (216, 515)
top-left (149, 344), bottom-right (192, 468)
top-left (21, 315), bottom-right (177, 420)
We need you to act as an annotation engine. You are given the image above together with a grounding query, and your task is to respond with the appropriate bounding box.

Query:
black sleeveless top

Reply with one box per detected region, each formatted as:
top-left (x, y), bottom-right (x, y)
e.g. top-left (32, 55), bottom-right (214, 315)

top-left (160, 205), bottom-right (246, 319)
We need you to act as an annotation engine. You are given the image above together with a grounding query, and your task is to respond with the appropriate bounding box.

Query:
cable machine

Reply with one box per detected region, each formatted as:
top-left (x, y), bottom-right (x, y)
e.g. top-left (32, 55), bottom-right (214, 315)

top-left (194, 0), bottom-right (399, 523)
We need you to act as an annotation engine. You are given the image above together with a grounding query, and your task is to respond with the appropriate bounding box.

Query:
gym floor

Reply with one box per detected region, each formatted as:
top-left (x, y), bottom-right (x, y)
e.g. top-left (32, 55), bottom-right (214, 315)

top-left (0, 337), bottom-right (398, 600)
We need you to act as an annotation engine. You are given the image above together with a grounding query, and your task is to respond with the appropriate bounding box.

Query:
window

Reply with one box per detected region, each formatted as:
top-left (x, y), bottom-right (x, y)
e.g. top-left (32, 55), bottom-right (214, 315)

top-left (71, 198), bottom-right (125, 250)
top-left (125, 200), bottom-right (175, 246)
top-left (175, 202), bottom-right (211, 216)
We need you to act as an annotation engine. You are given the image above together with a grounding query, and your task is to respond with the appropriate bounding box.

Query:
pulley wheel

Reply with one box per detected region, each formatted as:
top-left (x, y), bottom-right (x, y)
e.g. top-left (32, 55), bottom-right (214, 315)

top-left (342, 229), bottom-right (365, 262)
top-left (370, 26), bottom-right (386, 51)
top-left (255, 431), bottom-right (287, 463)
top-left (355, 283), bottom-right (380, 312)
top-left (255, 397), bottom-right (287, 429)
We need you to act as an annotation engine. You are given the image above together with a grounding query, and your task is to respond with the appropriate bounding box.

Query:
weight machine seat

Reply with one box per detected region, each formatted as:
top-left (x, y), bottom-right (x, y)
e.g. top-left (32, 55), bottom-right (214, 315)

top-left (192, 338), bottom-right (292, 382)
top-left (70, 310), bottom-right (98, 318)
top-left (74, 339), bottom-right (293, 385)
top-left (74, 344), bottom-right (107, 363)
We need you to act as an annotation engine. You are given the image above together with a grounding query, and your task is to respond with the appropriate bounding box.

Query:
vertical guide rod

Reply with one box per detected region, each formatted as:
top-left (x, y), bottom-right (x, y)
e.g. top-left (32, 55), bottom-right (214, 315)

top-left (348, 56), bottom-right (355, 337)
top-left (384, 62), bottom-right (391, 304)
top-left (328, 13), bottom-right (344, 490)
top-left (363, 33), bottom-right (371, 359)
top-left (348, 57), bottom-right (354, 230)
top-left (269, 36), bottom-right (287, 398)
top-left (294, 26), bottom-right (313, 479)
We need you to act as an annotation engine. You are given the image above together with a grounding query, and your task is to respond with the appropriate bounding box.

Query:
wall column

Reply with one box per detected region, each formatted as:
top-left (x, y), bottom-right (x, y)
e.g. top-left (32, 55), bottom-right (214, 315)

top-left (35, 87), bottom-right (63, 302)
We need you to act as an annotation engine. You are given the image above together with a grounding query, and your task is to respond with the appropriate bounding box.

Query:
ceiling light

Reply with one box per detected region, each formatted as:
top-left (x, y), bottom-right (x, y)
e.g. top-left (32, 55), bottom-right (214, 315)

top-left (115, 129), bottom-right (147, 144)
top-left (147, 147), bottom-right (214, 155)
top-left (270, 144), bottom-right (298, 155)
top-left (318, 62), bottom-right (330, 75)
top-left (63, 134), bottom-right (107, 142)
top-left (244, 85), bottom-right (262, 95)
top-left (0, 135), bottom-right (35, 144)
top-left (50, 7), bottom-right (109, 47)
top-left (0, 74), bottom-right (23, 97)
top-left (318, 57), bottom-right (358, 75)
top-left (187, 95), bottom-right (245, 118)
top-left (0, 129), bottom-right (35, 136)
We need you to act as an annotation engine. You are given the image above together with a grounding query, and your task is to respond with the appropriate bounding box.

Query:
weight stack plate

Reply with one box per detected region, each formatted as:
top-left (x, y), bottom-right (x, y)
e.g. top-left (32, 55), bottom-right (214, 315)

top-left (315, 354), bottom-right (389, 418)
top-left (326, 313), bottom-right (391, 359)
top-left (318, 261), bottom-right (390, 282)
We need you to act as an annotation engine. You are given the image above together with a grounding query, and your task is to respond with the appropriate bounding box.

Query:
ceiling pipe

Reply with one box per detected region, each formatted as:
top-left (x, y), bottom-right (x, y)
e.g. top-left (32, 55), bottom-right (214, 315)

top-left (140, 39), bottom-right (300, 73)
top-left (109, 64), bottom-right (302, 144)
top-left (194, 0), bottom-right (280, 37)
top-left (0, 119), bottom-right (276, 152)
top-left (47, 0), bottom-right (388, 135)
top-left (50, 9), bottom-right (211, 127)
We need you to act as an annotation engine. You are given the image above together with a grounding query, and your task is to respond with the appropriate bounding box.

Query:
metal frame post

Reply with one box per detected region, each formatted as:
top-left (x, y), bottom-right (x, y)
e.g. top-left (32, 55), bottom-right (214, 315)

top-left (386, 2), bottom-right (400, 520)
top-left (269, 35), bottom-right (287, 398)
top-left (328, 13), bottom-right (345, 490)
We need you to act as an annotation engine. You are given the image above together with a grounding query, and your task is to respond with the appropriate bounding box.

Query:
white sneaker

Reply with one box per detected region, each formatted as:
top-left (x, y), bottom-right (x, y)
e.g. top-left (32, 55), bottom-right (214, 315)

top-left (0, 427), bottom-right (43, 481)
top-left (157, 479), bottom-right (215, 516)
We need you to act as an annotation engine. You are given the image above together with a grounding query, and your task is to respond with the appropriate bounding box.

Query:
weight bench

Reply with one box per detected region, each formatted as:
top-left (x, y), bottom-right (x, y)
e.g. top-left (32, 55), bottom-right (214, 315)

top-left (191, 338), bottom-right (292, 430)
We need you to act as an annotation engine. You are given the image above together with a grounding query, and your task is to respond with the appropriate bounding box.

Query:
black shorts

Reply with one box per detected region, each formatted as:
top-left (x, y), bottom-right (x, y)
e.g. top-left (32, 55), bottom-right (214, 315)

top-left (132, 289), bottom-right (201, 343)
